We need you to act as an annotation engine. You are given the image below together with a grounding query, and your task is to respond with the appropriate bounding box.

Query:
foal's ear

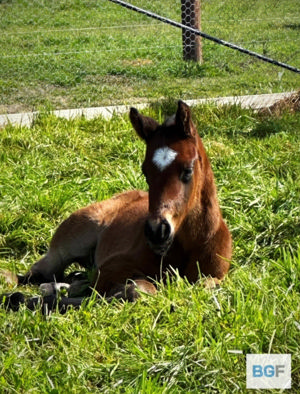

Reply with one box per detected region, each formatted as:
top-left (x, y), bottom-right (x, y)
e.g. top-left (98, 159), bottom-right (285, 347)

top-left (129, 108), bottom-right (159, 141)
top-left (176, 100), bottom-right (195, 138)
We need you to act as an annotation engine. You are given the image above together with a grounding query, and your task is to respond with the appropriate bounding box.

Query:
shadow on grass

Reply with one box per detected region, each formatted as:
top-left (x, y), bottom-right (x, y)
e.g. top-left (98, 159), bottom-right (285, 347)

top-left (247, 117), bottom-right (288, 139)
top-left (283, 23), bottom-right (300, 30)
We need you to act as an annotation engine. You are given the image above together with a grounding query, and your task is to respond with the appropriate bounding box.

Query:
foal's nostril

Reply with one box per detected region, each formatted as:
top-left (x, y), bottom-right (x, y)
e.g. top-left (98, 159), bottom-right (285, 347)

top-left (145, 218), bottom-right (172, 245)
top-left (159, 220), bottom-right (171, 242)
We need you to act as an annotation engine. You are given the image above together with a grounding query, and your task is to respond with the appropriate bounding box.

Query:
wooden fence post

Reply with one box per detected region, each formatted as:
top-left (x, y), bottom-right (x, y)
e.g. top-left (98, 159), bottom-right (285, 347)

top-left (181, 0), bottom-right (202, 62)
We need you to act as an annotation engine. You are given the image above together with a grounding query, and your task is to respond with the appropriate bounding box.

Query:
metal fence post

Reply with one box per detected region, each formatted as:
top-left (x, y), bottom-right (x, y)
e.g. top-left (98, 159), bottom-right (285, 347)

top-left (181, 0), bottom-right (202, 62)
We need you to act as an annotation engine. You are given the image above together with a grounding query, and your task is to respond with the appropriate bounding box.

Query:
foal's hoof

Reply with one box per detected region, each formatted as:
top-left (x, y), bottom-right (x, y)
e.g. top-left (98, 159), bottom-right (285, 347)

top-left (39, 282), bottom-right (70, 297)
top-left (0, 292), bottom-right (25, 311)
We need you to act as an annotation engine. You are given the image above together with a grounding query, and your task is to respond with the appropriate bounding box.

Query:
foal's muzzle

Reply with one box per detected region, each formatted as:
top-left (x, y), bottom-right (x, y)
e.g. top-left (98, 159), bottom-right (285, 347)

top-left (144, 218), bottom-right (173, 256)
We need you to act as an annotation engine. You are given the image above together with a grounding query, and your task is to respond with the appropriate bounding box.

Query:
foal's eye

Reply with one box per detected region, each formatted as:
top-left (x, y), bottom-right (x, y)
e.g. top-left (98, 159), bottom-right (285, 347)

top-left (180, 167), bottom-right (193, 184)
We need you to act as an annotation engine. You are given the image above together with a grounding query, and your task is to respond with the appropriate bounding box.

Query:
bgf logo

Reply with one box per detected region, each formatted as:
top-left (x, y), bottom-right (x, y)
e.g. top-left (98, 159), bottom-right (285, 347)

top-left (247, 354), bottom-right (291, 389)
top-left (252, 364), bottom-right (285, 378)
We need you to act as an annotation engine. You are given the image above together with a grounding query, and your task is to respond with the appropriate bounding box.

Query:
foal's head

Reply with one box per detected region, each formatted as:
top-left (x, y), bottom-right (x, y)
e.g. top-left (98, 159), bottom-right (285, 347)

top-left (130, 101), bottom-right (205, 256)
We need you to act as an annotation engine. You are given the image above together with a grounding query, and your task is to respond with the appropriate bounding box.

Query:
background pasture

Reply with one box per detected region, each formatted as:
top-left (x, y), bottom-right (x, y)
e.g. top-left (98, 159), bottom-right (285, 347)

top-left (0, 0), bottom-right (299, 113)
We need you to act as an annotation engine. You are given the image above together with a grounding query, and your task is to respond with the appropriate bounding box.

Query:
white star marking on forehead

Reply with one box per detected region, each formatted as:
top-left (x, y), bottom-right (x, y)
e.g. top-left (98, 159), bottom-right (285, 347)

top-left (152, 146), bottom-right (178, 171)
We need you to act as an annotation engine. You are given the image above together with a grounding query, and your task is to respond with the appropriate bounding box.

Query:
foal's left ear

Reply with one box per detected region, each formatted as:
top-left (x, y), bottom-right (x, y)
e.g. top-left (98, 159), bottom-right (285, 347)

top-left (176, 100), bottom-right (195, 138)
top-left (130, 107), bottom-right (159, 141)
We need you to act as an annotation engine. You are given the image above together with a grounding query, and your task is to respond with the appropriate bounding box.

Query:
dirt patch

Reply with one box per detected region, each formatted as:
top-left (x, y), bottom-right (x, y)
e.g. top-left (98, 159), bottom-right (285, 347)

top-left (122, 58), bottom-right (153, 67)
top-left (0, 104), bottom-right (32, 115)
top-left (259, 90), bottom-right (300, 117)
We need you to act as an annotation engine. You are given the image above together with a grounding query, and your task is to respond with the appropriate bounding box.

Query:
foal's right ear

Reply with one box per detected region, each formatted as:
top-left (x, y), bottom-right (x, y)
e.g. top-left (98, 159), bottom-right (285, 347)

top-left (129, 108), bottom-right (159, 141)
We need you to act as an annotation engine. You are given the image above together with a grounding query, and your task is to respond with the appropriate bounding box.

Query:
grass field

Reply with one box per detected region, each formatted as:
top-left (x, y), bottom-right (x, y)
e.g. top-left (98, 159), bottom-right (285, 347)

top-left (0, 0), bottom-right (299, 113)
top-left (0, 102), bottom-right (299, 392)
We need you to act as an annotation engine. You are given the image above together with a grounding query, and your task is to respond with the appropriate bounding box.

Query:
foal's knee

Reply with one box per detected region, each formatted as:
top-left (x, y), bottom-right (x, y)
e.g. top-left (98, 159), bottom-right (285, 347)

top-left (134, 279), bottom-right (157, 296)
top-left (21, 253), bottom-right (65, 285)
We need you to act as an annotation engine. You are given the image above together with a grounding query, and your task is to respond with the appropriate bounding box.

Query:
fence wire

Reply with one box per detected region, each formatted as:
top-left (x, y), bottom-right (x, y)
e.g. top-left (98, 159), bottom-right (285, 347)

top-left (109, 0), bottom-right (300, 73)
top-left (0, 0), bottom-right (299, 114)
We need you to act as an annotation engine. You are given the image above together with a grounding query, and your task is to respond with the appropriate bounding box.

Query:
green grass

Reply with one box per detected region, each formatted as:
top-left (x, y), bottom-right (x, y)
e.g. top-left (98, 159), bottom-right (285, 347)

top-left (0, 103), bottom-right (300, 392)
top-left (0, 0), bottom-right (299, 113)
